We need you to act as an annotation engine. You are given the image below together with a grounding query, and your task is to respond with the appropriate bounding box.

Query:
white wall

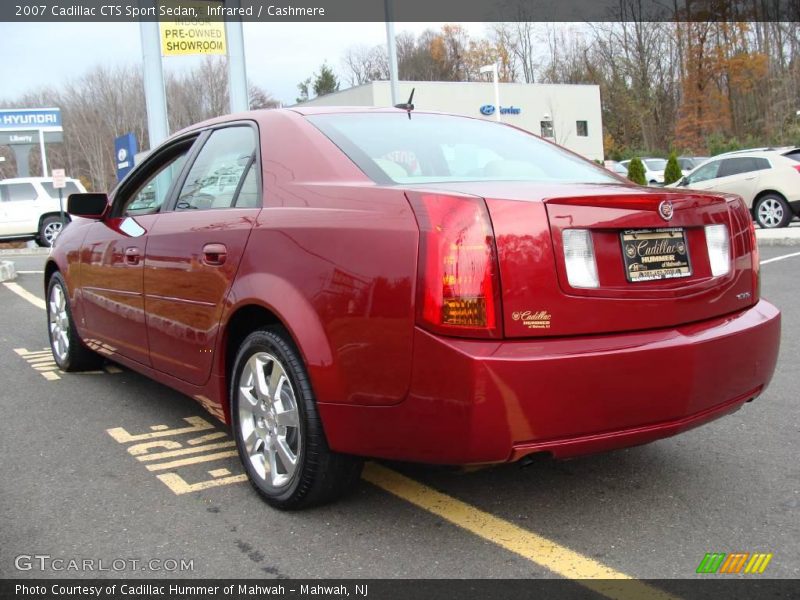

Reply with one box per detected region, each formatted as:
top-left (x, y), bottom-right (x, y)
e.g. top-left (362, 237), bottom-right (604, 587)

top-left (301, 81), bottom-right (605, 161)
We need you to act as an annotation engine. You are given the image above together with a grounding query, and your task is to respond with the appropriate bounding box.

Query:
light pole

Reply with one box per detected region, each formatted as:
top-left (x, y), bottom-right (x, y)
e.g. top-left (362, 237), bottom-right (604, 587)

top-left (480, 63), bottom-right (500, 122)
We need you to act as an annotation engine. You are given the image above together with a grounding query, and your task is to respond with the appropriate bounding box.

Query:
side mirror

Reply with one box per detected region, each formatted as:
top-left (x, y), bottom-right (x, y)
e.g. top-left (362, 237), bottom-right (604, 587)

top-left (678, 177), bottom-right (688, 186)
top-left (68, 193), bottom-right (109, 219)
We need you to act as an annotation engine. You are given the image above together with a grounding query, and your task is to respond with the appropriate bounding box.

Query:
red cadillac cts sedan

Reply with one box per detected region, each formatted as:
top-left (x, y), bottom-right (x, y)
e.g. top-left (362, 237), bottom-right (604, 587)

top-left (46, 108), bottom-right (781, 508)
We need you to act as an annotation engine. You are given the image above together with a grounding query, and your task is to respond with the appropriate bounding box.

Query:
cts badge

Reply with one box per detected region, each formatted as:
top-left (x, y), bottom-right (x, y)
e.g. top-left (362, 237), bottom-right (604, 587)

top-left (658, 200), bottom-right (674, 221)
top-left (480, 105), bottom-right (496, 116)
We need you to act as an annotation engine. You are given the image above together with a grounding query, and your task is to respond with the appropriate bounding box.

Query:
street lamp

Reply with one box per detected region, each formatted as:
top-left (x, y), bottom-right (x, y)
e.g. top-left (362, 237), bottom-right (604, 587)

top-left (480, 63), bottom-right (501, 122)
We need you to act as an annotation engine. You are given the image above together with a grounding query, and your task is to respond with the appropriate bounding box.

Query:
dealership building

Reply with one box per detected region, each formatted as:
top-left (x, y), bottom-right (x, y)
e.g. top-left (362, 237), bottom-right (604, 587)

top-left (300, 81), bottom-right (604, 161)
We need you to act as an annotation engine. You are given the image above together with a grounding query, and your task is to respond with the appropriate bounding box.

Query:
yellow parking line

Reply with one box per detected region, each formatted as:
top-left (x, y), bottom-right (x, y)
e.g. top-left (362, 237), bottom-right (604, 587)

top-left (145, 450), bottom-right (238, 472)
top-left (362, 463), bottom-right (678, 600)
top-left (3, 282), bottom-right (46, 310)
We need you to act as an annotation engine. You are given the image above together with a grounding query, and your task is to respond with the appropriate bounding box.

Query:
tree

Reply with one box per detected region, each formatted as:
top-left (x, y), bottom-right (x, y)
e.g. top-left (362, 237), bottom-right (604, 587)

top-left (627, 157), bottom-right (647, 185)
top-left (664, 152), bottom-right (682, 184)
top-left (341, 44), bottom-right (388, 86)
top-left (313, 63), bottom-right (340, 97)
top-left (248, 85), bottom-right (280, 110)
top-left (296, 78), bottom-right (311, 104)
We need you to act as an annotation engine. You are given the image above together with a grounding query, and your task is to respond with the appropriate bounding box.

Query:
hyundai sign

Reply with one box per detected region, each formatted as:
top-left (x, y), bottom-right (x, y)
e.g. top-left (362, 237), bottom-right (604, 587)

top-left (0, 108), bottom-right (62, 130)
top-left (479, 104), bottom-right (521, 116)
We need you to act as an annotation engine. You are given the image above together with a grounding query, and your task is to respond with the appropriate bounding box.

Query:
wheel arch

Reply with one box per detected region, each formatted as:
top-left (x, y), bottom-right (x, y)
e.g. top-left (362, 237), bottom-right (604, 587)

top-left (38, 211), bottom-right (71, 231)
top-left (44, 259), bottom-right (59, 291)
top-left (218, 275), bottom-right (338, 423)
top-left (751, 189), bottom-right (788, 216)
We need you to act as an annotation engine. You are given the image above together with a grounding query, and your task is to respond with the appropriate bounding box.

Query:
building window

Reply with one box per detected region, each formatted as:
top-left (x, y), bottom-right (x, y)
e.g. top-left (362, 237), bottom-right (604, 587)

top-left (540, 121), bottom-right (554, 138)
top-left (576, 121), bottom-right (588, 137)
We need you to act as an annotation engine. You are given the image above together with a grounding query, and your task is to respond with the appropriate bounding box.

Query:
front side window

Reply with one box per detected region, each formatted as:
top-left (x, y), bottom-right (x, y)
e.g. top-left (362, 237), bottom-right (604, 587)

top-left (4, 183), bottom-right (37, 201)
top-left (308, 113), bottom-right (616, 185)
top-left (123, 151), bottom-right (190, 216)
top-left (687, 160), bottom-right (721, 184)
top-left (176, 126), bottom-right (257, 211)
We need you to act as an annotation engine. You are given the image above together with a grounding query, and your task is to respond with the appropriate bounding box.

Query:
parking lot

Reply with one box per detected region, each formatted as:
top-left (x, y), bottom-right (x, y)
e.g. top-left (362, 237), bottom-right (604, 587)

top-left (0, 246), bottom-right (797, 585)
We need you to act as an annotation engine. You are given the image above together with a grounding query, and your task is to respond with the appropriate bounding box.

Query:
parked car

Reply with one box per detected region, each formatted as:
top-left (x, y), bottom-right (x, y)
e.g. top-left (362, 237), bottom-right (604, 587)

top-left (0, 176), bottom-right (86, 246)
top-left (667, 149), bottom-right (800, 228)
top-left (47, 108), bottom-right (781, 509)
top-left (677, 156), bottom-right (709, 172)
top-left (619, 158), bottom-right (667, 184)
top-left (604, 160), bottom-right (628, 176)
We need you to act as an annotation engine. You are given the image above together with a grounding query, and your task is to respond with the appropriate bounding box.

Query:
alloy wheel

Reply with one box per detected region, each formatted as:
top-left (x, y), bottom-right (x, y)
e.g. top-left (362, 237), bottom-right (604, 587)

top-left (48, 283), bottom-right (70, 362)
top-left (43, 221), bottom-right (63, 245)
top-left (757, 198), bottom-right (784, 228)
top-left (237, 352), bottom-right (301, 488)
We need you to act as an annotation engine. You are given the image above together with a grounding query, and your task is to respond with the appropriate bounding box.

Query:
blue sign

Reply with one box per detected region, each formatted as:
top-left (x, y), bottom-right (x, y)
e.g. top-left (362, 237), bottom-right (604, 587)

top-left (479, 105), bottom-right (522, 116)
top-left (114, 133), bottom-right (138, 182)
top-left (0, 108), bottom-right (61, 130)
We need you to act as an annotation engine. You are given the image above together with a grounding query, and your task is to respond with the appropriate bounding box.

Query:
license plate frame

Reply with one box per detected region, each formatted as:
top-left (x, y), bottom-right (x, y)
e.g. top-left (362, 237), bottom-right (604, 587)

top-left (620, 228), bottom-right (692, 283)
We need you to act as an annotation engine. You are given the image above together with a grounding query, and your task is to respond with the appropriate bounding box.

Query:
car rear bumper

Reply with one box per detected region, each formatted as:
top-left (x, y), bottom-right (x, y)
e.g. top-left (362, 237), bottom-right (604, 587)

top-left (319, 300), bottom-right (781, 464)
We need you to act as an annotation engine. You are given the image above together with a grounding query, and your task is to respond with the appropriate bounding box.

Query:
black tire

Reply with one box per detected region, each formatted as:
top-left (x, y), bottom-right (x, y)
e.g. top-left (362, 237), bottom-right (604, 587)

top-left (46, 272), bottom-right (104, 371)
top-left (37, 215), bottom-right (69, 247)
top-left (754, 194), bottom-right (792, 229)
top-left (230, 328), bottom-right (363, 509)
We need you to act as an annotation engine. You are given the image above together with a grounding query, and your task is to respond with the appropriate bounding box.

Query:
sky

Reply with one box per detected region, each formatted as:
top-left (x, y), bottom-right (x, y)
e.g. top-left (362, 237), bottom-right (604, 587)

top-left (0, 22), bottom-right (490, 106)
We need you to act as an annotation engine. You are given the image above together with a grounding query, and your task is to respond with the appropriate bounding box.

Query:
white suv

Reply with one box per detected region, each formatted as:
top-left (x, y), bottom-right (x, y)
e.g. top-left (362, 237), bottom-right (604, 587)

top-left (0, 177), bottom-right (87, 246)
top-left (667, 149), bottom-right (800, 228)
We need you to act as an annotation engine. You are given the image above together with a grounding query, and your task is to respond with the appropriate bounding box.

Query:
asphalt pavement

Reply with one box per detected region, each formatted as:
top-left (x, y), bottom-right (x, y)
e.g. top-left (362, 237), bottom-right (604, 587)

top-left (0, 247), bottom-right (797, 585)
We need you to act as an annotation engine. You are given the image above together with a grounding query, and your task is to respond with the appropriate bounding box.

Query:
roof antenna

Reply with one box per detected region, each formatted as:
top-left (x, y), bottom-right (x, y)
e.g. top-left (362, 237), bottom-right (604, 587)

top-left (394, 87), bottom-right (415, 119)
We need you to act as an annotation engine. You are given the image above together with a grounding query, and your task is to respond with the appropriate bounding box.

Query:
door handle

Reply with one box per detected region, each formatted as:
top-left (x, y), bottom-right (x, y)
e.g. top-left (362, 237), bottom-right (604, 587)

top-left (744, 176), bottom-right (756, 180)
top-left (124, 247), bottom-right (141, 265)
top-left (202, 243), bottom-right (227, 266)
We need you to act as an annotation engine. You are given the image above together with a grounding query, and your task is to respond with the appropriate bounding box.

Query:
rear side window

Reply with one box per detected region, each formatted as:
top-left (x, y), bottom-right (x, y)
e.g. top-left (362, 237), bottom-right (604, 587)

top-left (41, 181), bottom-right (81, 198)
top-left (176, 126), bottom-right (257, 211)
top-left (3, 183), bottom-right (37, 201)
top-left (783, 150), bottom-right (800, 163)
top-left (234, 164), bottom-right (259, 208)
top-left (307, 113), bottom-right (616, 185)
top-left (719, 157), bottom-right (762, 177)
top-left (752, 157), bottom-right (771, 170)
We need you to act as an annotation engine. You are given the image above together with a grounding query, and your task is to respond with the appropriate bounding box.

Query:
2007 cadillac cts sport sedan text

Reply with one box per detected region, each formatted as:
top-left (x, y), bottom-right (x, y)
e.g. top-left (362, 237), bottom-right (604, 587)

top-left (46, 108), bottom-right (781, 509)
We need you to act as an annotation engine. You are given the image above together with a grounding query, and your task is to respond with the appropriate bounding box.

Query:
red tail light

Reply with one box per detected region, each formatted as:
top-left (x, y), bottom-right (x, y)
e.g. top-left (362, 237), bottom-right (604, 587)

top-left (793, 164), bottom-right (800, 174)
top-left (406, 192), bottom-right (502, 338)
top-left (748, 217), bottom-right (761, 300)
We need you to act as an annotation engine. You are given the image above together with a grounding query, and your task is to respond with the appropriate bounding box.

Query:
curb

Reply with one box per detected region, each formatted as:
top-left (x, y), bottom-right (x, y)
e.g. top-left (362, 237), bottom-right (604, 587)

top-left (0, 248), bottom-right (50, 256)
top-left (756, 236), bottom-right (800, 247)
top-left (0, 260), bottom-right (16, 282)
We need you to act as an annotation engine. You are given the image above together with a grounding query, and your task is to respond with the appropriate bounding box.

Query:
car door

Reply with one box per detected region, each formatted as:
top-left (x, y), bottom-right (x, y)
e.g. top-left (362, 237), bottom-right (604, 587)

top-left (1, 182), bottom-right (40, 235)
top-left (710, 157), bottom-right (762, 203)
top-left (143, 124), bottom-right (261, 385)
top-left (79, 136), bottom-right (196, 366)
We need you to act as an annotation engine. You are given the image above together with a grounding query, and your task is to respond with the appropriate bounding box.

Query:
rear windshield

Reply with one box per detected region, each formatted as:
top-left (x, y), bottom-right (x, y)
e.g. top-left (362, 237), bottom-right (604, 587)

top-left (644, 159), bottom-right (667, 171)
top-left (307, 113), bottom-right (616, 185)
top-left (41, 181), bottom-right (81, 198)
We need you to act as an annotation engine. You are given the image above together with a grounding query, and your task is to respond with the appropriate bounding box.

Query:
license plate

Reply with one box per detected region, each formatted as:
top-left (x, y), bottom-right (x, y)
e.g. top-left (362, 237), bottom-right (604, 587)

top-left (620, 228), bottom-right (692, 282)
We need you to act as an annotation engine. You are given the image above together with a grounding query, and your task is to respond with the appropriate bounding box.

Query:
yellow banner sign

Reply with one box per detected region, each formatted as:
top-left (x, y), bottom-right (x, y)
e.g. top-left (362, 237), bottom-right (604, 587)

top-left (159, 1), bottom-right (226, 56)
